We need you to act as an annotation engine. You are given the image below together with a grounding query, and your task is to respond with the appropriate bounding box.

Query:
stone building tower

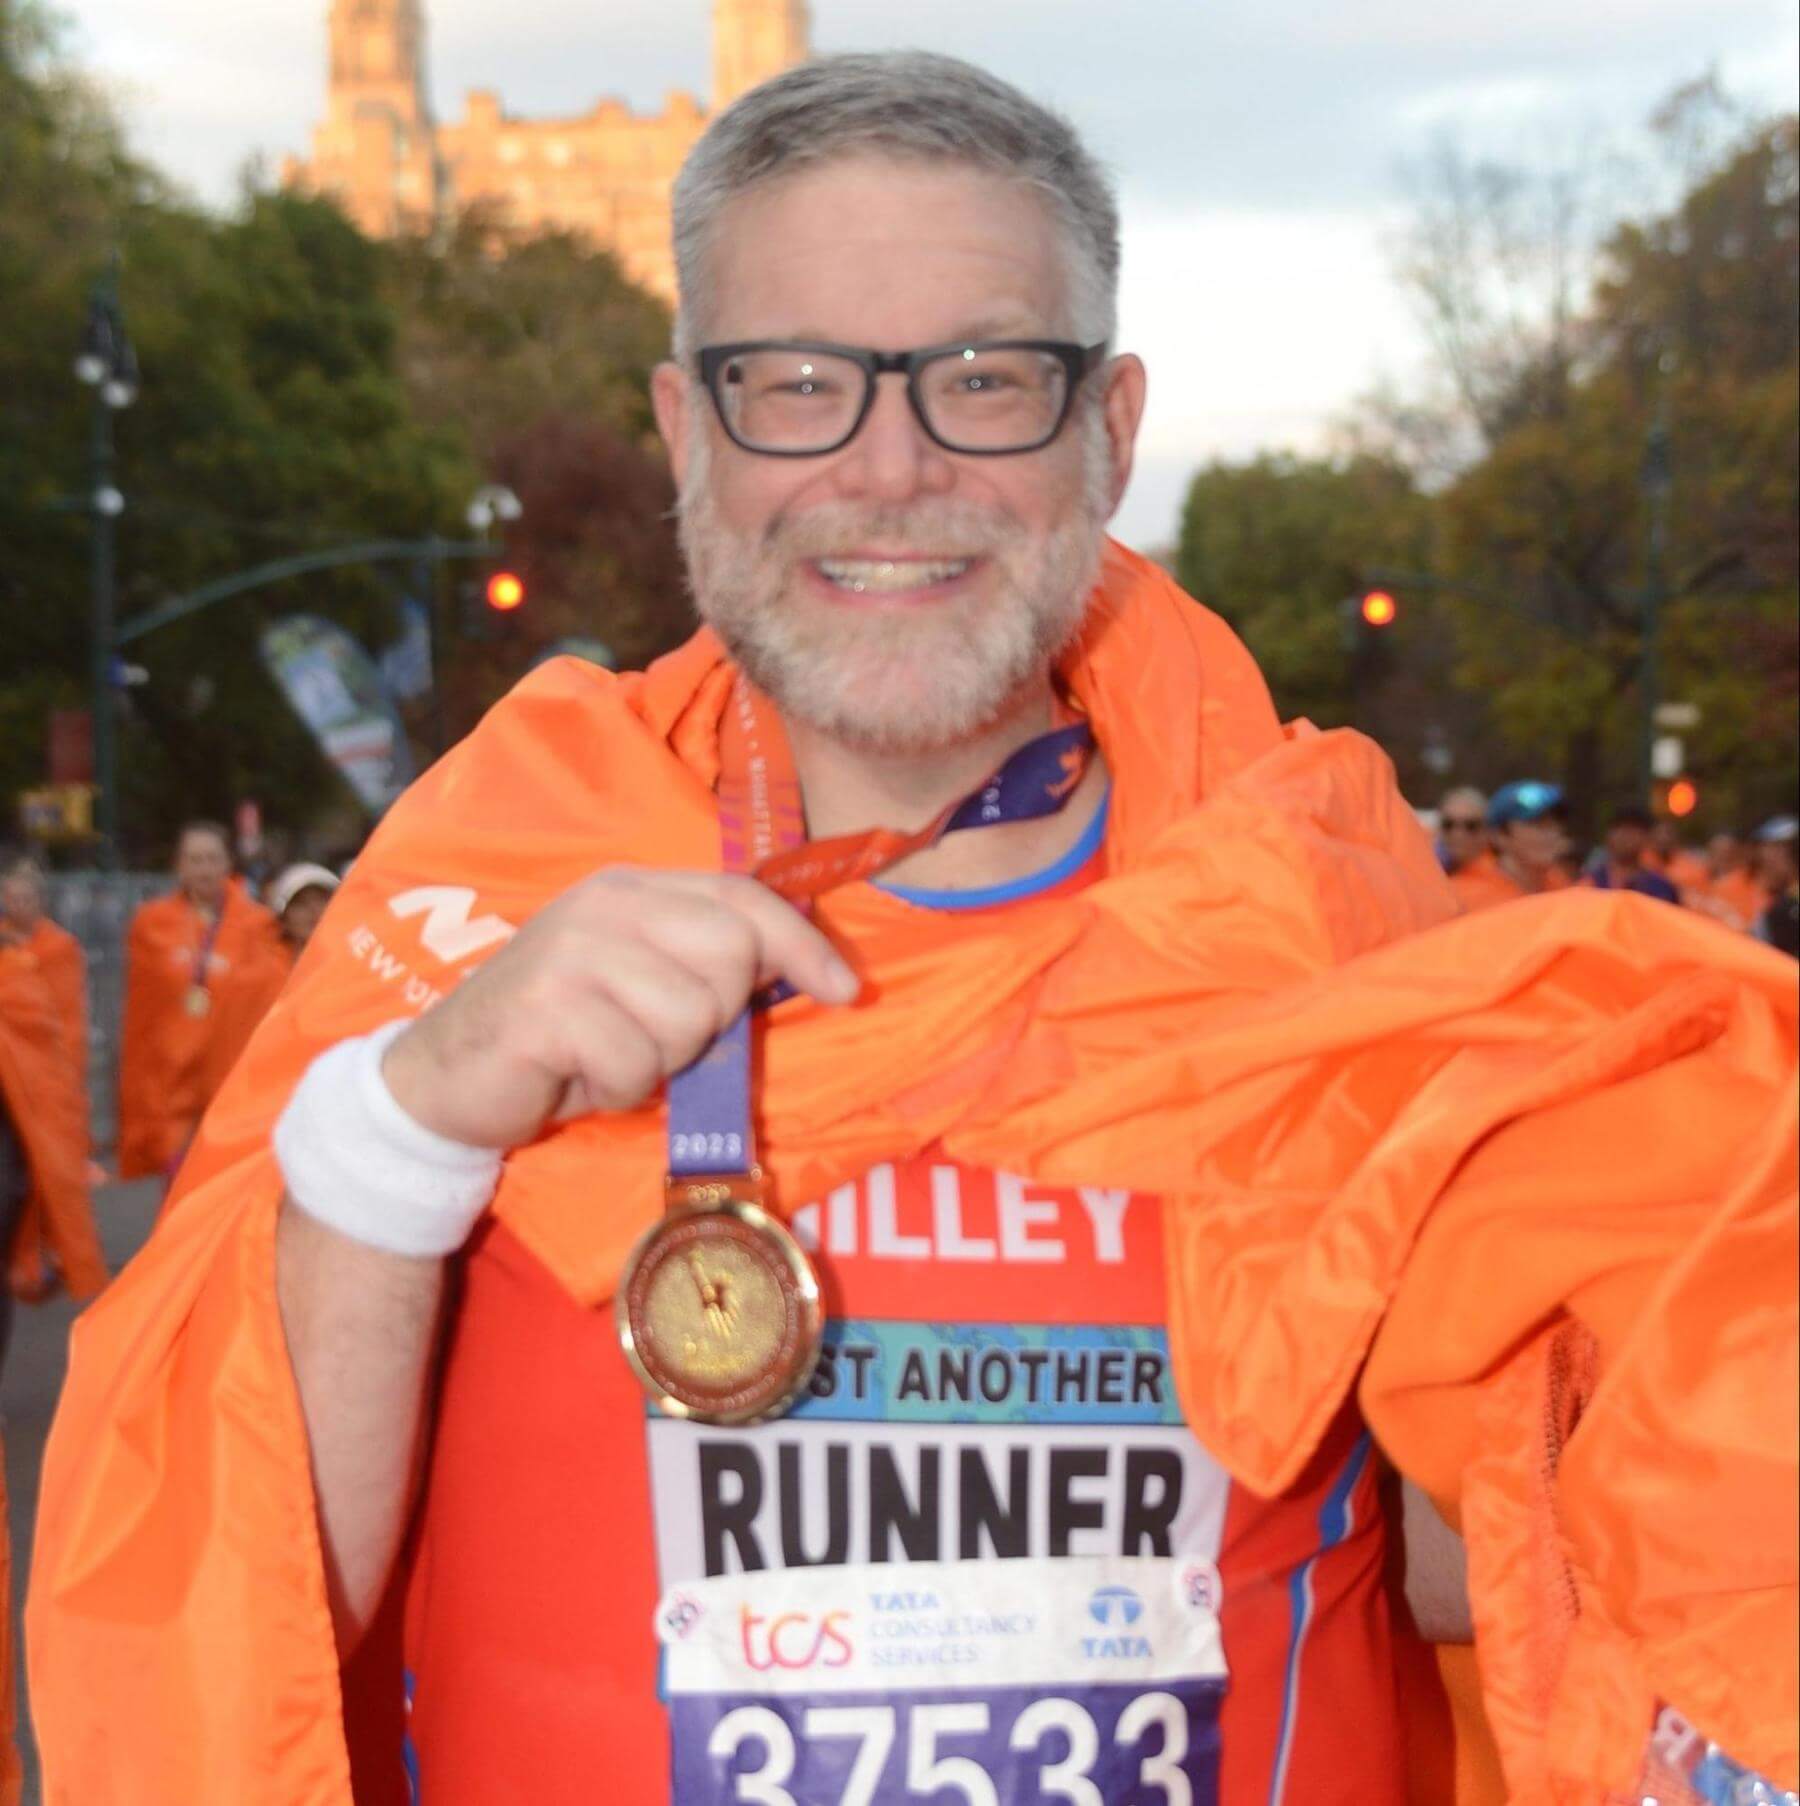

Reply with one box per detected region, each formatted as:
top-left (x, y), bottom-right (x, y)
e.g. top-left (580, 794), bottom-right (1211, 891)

top-left (304, 0), bottom-right (442, 235)
top-left (713, 0), bottom-right (812, 111)
top-left (285, 2), bottom-right (812, 298)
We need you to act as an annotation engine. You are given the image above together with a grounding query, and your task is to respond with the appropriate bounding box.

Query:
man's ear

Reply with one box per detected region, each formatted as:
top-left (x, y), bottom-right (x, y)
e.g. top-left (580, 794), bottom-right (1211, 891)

top-left (1099, 353), bottom-right (1148, 518)
top-left (652, 362), bottom-right (694, 490)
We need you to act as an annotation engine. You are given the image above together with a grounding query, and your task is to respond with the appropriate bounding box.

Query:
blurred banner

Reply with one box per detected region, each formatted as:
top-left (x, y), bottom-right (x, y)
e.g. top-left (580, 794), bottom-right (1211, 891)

top-left (380, 594), bottom-right (436, 703)
top-left (260, 614), bottom-right (413, 816)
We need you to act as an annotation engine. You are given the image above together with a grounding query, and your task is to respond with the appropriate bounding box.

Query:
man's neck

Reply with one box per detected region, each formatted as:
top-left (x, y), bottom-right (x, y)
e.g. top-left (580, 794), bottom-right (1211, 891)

top-left (1496, 852), bottom-right (1545, 894)
top-left (782, 678), bottom-right (1108, 893)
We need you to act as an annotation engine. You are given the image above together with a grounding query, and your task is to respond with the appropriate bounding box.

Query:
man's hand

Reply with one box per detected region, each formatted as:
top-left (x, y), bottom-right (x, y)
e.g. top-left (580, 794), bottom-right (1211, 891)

top-left (382, 868), bottom-right (860, 1149)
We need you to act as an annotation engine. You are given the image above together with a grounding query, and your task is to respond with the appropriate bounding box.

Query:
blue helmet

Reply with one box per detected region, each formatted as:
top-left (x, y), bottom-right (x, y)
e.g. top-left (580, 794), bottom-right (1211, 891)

top-left (1488, 781), bottom-right (1566, 827)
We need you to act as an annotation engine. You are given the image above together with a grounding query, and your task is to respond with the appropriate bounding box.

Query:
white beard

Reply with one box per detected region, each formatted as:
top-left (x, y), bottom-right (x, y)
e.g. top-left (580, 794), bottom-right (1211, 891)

top-left (677, 412), bottom-right (1112, 757)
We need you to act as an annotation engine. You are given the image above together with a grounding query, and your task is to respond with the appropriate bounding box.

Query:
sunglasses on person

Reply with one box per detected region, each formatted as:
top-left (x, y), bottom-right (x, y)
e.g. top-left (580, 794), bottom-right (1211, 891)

top-left (1442, 817), bottom-right (1486, 832)
top-left (696, 338), bottom-right (1110, 457)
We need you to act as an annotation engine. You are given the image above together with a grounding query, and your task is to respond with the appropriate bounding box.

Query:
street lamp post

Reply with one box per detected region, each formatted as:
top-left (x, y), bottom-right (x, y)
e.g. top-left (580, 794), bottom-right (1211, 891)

top-left (1638, 355), bottom-right (1675, 805)
top-left (74, 258), bottom-right (138, 866)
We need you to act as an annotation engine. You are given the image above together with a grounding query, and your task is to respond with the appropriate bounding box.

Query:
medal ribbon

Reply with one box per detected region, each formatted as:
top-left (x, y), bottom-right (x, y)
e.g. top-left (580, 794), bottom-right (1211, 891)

top-left (190, 897), bottom-right (227, 996)
top-left (665, 681), bottom-right (1096, 1181)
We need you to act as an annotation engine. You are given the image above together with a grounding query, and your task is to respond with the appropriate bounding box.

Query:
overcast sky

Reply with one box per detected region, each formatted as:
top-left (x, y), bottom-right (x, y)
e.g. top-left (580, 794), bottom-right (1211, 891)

top-left (61, 0), bottom-right (1799, 549)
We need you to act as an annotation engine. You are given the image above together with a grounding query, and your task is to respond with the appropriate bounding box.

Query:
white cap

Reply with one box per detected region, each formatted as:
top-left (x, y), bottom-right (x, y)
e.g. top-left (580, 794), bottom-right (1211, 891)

top-left (267, 862), bottom-right (341, 917)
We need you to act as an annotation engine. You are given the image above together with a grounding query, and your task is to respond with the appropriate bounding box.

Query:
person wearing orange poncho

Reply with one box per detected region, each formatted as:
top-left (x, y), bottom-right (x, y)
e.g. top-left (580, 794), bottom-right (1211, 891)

top-left (115, 820), bottom-right (280, 1181)
top-left (1449, 781), bottom-right (1575, 914)
top-left (0, 857), bottom-right (105, 1304)
top-left (29, 51), bottom-right (1798, 1806)
top-left (0, 867), bottom-right (107, 1345)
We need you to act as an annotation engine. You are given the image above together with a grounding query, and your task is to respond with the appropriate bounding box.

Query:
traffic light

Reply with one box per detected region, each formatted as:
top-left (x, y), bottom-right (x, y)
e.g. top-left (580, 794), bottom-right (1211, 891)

top-left (1359, 589), bottom-right (1398, 628)
top-left (1666, 778), bottom-right (1699, 819)
top-left (486, 570), bottom-right (526, 613)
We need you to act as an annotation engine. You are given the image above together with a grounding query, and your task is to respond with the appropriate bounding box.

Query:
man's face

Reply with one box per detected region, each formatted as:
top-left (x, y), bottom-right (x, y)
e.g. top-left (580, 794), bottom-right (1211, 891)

top-left (1606, 821), bottom-right (1648, 866)
top-left (1759, 841), bottom-right (1798, 891)
top-left (0, 873), bottom-right (42, 929)
top-left (176, 831), bottom-right (230, 908)
top-left (282, 886), bottom-right (331, 949)
top-left (1498, 815), bottom-right (1564, 873)
top-left (653, 157), bottom-right (1147, 755)
top-left (1707, 833), bottom-right (1744, 874)
top-left (1437, 794), bottom-right (1487, 867)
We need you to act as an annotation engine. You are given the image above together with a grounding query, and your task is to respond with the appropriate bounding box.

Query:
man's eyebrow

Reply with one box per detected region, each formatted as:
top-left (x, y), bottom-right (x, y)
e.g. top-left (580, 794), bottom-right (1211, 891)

top-left (742, 316), bottom-right (1055, 348)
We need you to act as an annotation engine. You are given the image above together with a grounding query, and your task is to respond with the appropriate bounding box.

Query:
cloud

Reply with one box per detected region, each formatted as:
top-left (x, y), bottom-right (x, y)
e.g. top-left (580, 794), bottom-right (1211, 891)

top-left (55, 0), bottom-right (1800, 545)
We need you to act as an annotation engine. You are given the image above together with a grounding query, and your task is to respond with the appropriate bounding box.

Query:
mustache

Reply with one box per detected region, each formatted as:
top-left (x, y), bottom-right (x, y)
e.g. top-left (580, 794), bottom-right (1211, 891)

top-left (736, 499), bottom-right (1029, 560)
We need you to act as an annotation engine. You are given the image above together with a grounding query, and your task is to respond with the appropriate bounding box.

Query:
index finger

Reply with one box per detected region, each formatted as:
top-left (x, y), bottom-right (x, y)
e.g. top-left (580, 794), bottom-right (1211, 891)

top-left (661, 872), bottom-right (861, 1006)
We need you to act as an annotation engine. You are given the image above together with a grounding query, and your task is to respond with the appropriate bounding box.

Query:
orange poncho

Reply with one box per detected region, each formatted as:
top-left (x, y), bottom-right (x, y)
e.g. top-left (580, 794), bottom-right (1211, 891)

top-left (29, 545), bottom-right (1798, 1804)
top-left (115, 886), bottom-right (281, 1178)
top-left (0, 942), bottom-right (107, 1303)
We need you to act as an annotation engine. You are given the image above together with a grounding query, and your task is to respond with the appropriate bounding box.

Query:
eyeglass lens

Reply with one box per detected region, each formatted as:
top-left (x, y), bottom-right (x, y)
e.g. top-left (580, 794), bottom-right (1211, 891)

top-left (714, 346), bottom-right (1074, 453)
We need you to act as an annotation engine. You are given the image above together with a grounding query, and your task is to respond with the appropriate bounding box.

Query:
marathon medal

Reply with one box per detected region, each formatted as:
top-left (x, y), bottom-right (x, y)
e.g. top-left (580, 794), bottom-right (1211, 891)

top-left (619, 681), bottom-right (1096, 1426)
top-left (617, 1170), bottom-right (823, 1426)
top-left (184, 984), bottom-right (212, 1018)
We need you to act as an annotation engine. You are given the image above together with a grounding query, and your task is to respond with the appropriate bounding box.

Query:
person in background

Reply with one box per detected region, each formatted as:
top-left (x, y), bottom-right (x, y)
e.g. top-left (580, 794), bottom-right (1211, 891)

top-left (1435, 786), bottom-right (1488, 875)
top-left (1648, 820), bottom-right (1709, 900)
top-left (1700, 829), bottom-right (1770, 933)
top-left (1752, 817), bottom-right (1799, 957)
top-left (0, 895), bottom-right (107, 1361)
top-left (1450, 781), bottom-right (1570, 910)
top-left (0, 856), bottom-right (108, 1300)
top-left (117, 821), bottom-right (280, 1183)
top-left (1587, 804), bottom-right (1681, 904)
top-left (267, 863), bottom-right (341, 962)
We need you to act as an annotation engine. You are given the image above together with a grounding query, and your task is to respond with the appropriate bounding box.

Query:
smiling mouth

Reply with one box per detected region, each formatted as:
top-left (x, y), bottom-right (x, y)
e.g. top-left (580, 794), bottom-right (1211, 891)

top-left (813, 556), bottom-right (974, 595)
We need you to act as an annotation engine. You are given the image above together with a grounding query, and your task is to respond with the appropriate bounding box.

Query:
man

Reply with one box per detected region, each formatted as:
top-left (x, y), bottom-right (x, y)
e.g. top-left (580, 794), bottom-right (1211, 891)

top-left (1753, 817), bottom-right (1799, 957)
top-left (115, 820), bottom-right (280, 1180)
top-left (1701, 828), bottom-right (1771, 933)
top-left (0, 872), bottom-right (107, 1362)
top-left (1435, 786), bottom-right (1488, 875)
top-left (0, 857), bottom-right (105, 1306)
top-left (30, 53), bottom-right (1797, 1806)
top-left (1448, 780), bottom-right (1569, 911)
top-left (1648, 820), bottom-right (1709, 899)
top-left (1586, 803), bottom-right (1681, 904)
top-left (267, 861), bottom-right (340, 958)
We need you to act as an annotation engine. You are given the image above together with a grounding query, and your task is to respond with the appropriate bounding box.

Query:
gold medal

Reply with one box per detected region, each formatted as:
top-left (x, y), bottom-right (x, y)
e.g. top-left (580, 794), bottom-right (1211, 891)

top-left (617, 1171), bottom-right (823, 1426)
top-left (184, 985), bottom-right (212, 1018)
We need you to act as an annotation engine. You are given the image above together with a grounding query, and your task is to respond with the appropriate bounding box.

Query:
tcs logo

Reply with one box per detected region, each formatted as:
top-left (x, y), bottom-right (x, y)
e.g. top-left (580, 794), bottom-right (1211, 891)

top-left (739, 1605), bottom-right (854, 1672)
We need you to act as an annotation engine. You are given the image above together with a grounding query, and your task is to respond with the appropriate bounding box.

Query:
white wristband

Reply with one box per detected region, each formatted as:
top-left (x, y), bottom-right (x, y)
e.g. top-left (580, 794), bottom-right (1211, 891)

top-left (273, 1020), bottom-right (503, 1257)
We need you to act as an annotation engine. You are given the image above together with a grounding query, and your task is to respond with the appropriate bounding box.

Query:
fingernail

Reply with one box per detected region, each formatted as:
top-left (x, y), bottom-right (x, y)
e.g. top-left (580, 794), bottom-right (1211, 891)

top-left (826, 959), bottom-right (860, 1004)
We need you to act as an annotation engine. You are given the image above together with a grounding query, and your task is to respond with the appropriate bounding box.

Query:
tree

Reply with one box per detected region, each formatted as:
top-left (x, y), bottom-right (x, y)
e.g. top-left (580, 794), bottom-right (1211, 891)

top-left (1174, 453), bottom-right (1460, 793)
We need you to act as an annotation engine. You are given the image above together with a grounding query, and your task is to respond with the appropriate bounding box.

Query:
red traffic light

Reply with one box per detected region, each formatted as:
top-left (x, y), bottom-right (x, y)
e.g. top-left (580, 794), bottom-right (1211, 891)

top-left (486, 571), bottom-right (526, 612)
top-left (1666, 778), bottom-right (1699, 818)
top-left (1360, 589), bottom-right (1398, 628)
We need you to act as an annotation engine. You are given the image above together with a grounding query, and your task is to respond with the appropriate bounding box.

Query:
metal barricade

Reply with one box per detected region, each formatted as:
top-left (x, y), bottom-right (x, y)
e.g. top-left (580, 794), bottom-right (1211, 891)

top-left (45, 870), bottom-right (165, 1155)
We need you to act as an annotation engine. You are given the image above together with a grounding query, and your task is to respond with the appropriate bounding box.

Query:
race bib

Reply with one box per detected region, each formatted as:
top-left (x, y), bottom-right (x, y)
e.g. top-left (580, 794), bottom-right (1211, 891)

top-left (658, 1555), bottom-right (1226, 1805)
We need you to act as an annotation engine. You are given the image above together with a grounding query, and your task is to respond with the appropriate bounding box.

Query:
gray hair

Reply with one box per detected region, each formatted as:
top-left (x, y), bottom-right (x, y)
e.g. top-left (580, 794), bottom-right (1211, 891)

top-left (671, 51), bottom-right (1119, 360)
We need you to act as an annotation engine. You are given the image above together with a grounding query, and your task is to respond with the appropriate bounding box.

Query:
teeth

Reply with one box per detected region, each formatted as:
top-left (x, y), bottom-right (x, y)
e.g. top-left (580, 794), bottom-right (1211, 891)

top-left (816, 558), bottom-right (971, 594)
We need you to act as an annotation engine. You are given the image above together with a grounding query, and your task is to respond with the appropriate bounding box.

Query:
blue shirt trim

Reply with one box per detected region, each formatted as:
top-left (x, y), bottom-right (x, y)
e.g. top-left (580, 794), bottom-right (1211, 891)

top-left (877, 788), bottom-right (1110, 912)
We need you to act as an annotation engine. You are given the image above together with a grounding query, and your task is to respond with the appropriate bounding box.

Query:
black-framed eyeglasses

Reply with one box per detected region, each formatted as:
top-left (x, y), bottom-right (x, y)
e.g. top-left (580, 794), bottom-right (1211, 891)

top-left (1442, 818), bottom-right (1486, 832)
top-left (696, 338), bottom-right (1110, 458)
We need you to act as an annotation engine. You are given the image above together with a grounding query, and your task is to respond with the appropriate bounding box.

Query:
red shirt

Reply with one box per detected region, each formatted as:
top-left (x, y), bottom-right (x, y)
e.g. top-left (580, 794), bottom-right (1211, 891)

top-left (400, 823), bottom-right (1406, 1803)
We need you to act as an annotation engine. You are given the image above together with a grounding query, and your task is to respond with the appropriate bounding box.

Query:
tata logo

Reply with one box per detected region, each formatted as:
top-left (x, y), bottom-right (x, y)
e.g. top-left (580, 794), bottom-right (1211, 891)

top-left (1088, 1586), bottom-right (1143, 1629)
top-left (387, 886), bottom-right (515, 964)
top-left (739, 1605), bottom-right (854, 1672)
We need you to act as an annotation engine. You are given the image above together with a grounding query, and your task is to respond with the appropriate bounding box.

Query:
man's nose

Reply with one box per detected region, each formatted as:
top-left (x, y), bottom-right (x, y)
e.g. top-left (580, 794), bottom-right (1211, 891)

top-left (832, 374), bottom-right (955, 504)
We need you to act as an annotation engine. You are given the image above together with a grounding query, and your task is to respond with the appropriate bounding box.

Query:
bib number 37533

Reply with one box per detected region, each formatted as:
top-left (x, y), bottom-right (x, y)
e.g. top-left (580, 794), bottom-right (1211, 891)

top-left (659, 1557), bottom-right (1226, 1806)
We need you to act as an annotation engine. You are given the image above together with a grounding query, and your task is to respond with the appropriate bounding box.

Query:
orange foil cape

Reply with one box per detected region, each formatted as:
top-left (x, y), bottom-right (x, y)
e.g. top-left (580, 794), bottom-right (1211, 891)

top-left (0, 942), bottom-right (107, 1303)
top-left (29, 544), bottom-right (1798, 1804)
top-left (115, 887), bottom-right (281, 1179)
